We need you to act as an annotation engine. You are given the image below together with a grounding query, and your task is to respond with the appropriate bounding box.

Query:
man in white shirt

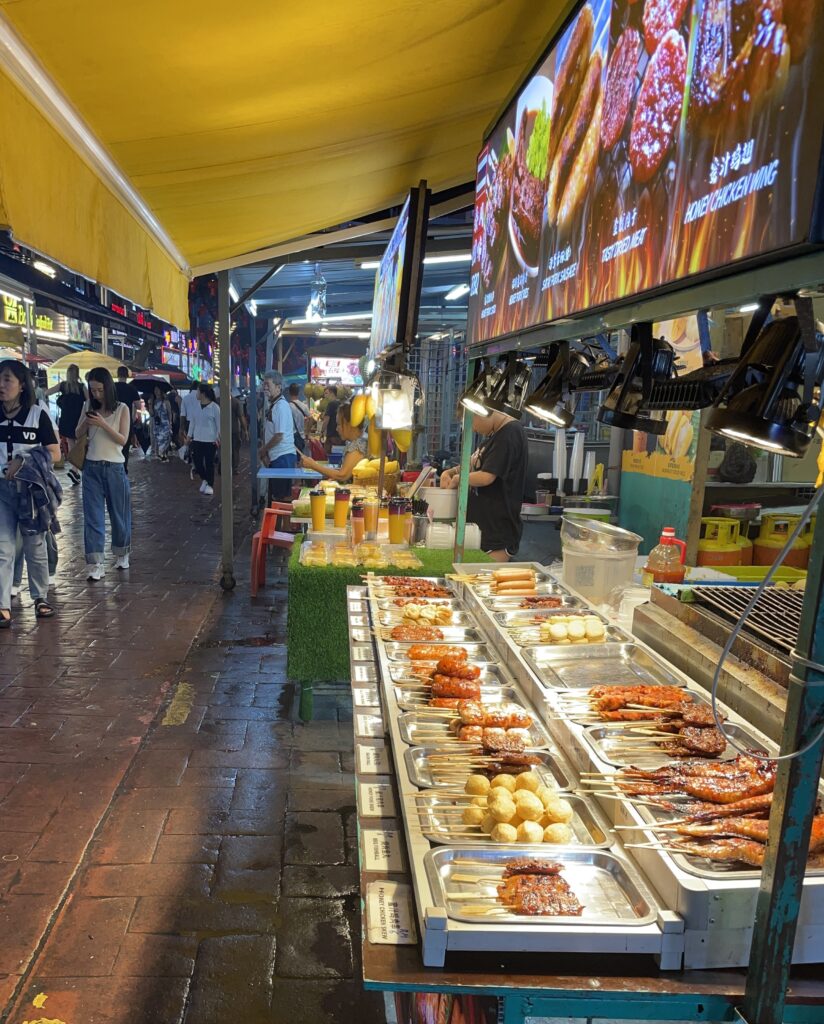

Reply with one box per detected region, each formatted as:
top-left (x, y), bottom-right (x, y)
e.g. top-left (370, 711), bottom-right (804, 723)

top-left (260, 371), bottom-right (296, 501)
top-left (180, 386), bottom-right (202, 443)
top-left (185, 385), bottom-right (221, 495)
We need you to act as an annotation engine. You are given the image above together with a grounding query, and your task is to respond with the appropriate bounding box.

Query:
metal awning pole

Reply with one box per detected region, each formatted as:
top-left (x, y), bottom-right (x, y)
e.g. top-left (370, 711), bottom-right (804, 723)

top-left (217, 270), bottom-right (236, 590)
top-left (741, 501), bottom-right (824, 1024)
top-left (248, 323), bottom-right (259, 515)
top-left (453, 357), bottom-right (477, 564)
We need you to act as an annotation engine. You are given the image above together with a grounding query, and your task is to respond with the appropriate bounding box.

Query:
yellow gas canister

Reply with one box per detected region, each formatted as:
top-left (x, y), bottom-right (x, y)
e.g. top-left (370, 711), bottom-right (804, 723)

top-left (753, 513), bottom-right (809, 569)
top-left (697, 518), bottom-right (742, 567)
top-left (737, 532), bottom-right (753, 565)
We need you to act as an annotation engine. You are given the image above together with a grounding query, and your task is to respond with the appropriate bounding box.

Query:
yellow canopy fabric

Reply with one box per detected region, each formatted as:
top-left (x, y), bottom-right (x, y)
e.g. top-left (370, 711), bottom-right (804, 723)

top-left (2, 0), bottom-right (572, 273)
top-left (48, 351), bottom-right (124, 375)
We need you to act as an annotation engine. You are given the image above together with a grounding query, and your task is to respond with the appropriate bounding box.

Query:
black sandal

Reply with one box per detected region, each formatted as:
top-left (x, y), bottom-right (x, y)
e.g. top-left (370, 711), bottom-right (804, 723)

top-left (0, 609), bottom-right (10, 629)
top-left (34, 599), bottom-right (55, 619)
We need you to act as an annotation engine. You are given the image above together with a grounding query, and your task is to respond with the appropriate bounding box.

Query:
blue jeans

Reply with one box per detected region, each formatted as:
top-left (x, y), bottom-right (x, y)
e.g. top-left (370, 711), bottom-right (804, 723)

top-left (14, 528), bottom-right (58, 592)
top-left (0, 479), bottom-right (49, 609)
top-left (268, 452), bottom-right (297, 501)
top-left (82, 460), bottom-right (131, 565)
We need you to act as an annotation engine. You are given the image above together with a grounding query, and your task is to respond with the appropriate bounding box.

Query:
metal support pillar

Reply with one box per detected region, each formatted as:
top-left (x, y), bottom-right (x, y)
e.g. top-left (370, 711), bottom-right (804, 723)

top-left (248, 323), bottom-right (259, 515)
top-left (217, 271), bottom-right (236, 590)
top-left (100, 287), bottom-right (108, 356)
top-left (453, 357), bottom-right (477, 564)
top-left (265, 318), bottom-right (275, 372)
top-left (277, 331), bottom-right (283, 375)
top-left (24, 301), bottom-right (36, 358)
top-left (741, 497), bottom-right (824, 1024)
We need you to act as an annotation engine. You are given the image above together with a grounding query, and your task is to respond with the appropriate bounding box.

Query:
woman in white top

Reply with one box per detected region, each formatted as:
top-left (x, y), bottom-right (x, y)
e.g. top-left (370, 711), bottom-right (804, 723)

top-left (76, 367), bottom-right (132, 581)
top-left (185, 384), bottom-right (221, 495)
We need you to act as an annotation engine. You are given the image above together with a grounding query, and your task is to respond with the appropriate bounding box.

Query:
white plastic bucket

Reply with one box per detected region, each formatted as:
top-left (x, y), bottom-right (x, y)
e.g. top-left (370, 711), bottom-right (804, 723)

top-left (562, 548), bottom-right (637, 604)
top-left (421, 487), bottom-right (458, 520)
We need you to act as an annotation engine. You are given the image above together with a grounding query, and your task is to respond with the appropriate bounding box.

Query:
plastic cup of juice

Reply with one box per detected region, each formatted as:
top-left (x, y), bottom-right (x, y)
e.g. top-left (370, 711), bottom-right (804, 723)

top-left (309, 490), bottom-right (326, 532)
top-left (351, 502), bottom-right (365, 544)
top-left (363, 500), bottom-right (379, 538)
top-left (388, 498), bottom-right (405, 544)
top-left (333, 488), bottom-right (351, 529)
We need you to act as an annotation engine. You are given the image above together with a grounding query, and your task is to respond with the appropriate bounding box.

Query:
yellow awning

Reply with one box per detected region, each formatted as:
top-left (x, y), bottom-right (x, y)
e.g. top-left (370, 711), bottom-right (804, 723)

top-left (1, 0), bottom-right (572, 280)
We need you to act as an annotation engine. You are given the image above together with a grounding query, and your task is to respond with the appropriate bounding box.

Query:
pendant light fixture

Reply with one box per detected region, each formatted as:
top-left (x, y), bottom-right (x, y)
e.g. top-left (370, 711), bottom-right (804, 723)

top-left (459, 363), bottom-right (503, 416)
top-left (524, 343), bottom-right (576, 427)
top-left (597, 323), bottom-right (676, 434)
top-left (704, 299), bottom-right (824, 457)
top-left (484, 354), bottom-right (532, 419)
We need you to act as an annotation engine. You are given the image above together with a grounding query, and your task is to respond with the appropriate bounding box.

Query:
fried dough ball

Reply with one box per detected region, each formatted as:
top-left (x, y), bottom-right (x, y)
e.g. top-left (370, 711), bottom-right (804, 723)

top-left (514, 772), bottom-right (540, 793)
top-left (480, 813), bottom-right (496, 835)
top-left (509, 813), bottom-right (524, 829)
top-left (464, 774), bottom-right (491, 796)
top-left (490, 823), bottom-right (518, 843)
top-left (488, 794), bottom-right (516, 823)
top-left (513, 791), bottom-right (544, 822)
top-left (543, 822), bottom-right (573, 844)
top-left (490, 774), bottom-right (517, 793)
top-left (536, 785), bottom-right (557, 807)
top-left (516, 820), bottom-right (545, 844)
top-left (471, 795), bottom-right (488, 808)
top-left (544, 798), bottom-right (574, 825)
top-left (462, 806), bottom-right (486, 826)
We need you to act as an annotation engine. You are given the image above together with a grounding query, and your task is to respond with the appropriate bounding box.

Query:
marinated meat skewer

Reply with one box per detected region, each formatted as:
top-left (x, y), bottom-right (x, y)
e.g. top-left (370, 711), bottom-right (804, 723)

top-left (502, 859), bottom-right (563, 878)
top-left (497, 872), bottom-right (584, 916)
top-left (406, 644), bottom-right (468, 662)
top-left (390, 624), bottom-right (444, 642)
top-left (431, 677), bottom-right (482, 701)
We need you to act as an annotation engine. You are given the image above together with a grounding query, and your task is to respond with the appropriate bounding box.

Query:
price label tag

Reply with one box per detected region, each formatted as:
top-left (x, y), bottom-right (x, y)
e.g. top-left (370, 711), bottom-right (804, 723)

top-left (356, 713), bottom-right (385, 738)
top-left (357, 743), bottom-right (390, 775)
top-left (362, 827), bottom-right (405, 872)
top-left (358, 781), bottom-right (397, 818)
top-left (352, 686), bottom-right (379, 708)
top-left (366, 881), bottom-right (417, 945)
top-left (351, 663), bottom-right (377, 684)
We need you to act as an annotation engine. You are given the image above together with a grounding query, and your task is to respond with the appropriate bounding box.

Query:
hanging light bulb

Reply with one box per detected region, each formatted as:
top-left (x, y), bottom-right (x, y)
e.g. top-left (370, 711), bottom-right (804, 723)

top-left (597, 324), bottom-right (675, 434)
top-left (483, 355), bottom-right (532, 419)
top-left (374, 370), bottom-right (414, 429)
top-left (305, 264), bottom-right (327, 322)
top-left (524, 343), bottom-right (576, 427)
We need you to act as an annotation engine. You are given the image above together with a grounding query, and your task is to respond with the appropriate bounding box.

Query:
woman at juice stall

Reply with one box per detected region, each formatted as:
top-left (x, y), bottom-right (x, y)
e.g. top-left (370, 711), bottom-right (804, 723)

top-left (299, 402), bottom-right (366, 483)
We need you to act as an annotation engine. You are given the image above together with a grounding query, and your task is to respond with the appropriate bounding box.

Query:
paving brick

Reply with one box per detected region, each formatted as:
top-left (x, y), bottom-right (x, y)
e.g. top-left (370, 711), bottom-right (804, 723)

top-left (0, 894), bottom-right (56, 974)
top-left (269, 979), bottom-right (387, 1024)
top-left (79, 863), bottom-right (213, 898)
top-left (112, 933), bottom-right (198, 977)
top-left (184, 935), bottom-right (275, 1023)
top-left (8, 974), bottom-right (191, 1024)
top-left (281, 864), bottom-right (360, 899)
top-left (113, 785), bottom-right (235, 812)
top-left (292, 721), bottom-right (348, 752)
top-left (153, 834), bottom-right (221, 865)
top-left (126, 749), bottom-right (190, 788)
top-left (288, 783), bottom-right (356, 813)
top-left (36, 896), bottom-right (135, 977)
top-left (274, 898), bottom-right (353, 978)
top-left (89, 807), bottom-right (168, 864)
top-left (129, 896), bottom-right (276, 936)
top-left (213, 835), bottom-right (281, 903)
top-left (284, 812), bottom-right (345, 866)
top-left (2, 860), bottom-right (74, 896)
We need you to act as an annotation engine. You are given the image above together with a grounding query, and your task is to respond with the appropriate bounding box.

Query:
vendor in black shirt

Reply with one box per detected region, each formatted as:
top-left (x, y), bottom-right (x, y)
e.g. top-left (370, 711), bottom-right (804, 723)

top-left (440, 410), bottom-right (528, 562)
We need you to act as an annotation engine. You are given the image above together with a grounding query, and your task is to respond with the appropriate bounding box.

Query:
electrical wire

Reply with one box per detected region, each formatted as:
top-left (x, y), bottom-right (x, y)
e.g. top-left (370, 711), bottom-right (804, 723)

top-left (710, 482), bottom-right (824, 761)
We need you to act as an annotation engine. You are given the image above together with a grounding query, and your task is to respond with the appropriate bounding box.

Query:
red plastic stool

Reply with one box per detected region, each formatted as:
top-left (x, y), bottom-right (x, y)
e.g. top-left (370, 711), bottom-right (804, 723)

top-left (251, 508), bottom-right (295, 597)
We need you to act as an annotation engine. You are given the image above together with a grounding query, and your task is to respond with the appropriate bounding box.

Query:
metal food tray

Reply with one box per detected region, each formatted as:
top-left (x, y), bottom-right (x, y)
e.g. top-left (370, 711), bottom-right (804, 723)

top-left (365, 625), bottom-right (484, 645)
top-left (525, 643), bottom-right (687, 690)
top-left (553, 680), bottom-right (711, 725)
top-left (582, 721), bottom-right (770, 770)
top-left (394, 680), bottom-right (520, 711)
top-left (404, 745), bottom-right (574, 791)
top-left (387, 659), bottom-right (498, 683)
top-left (376, 597), bottom-right (464, 611)
top-left (398, 710), bottom-right (551, 750)
top-left (378, 610), bottom-right (474, 627)
top-left (494, 607), bottom-right (608, 628)
top-left (512, 625), bottom-right (627, 649)
top-left (485, 593), bottom-right (581, 612)
top-left (424, 847), bottom-right (658, 927)
top-left (367, 575), bottom-right (454, 594)
top-left (382, 641), bottom-right (491, 662)
top-left (415, 792), bottom-right (610, 849)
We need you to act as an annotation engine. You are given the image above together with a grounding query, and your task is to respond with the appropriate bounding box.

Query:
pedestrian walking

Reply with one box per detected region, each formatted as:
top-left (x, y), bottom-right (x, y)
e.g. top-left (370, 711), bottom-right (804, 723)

top-left (48, 363), bottom-right (87, 485)
top-left (259, 371), bottom-right (296, 502)
top-left (0, 359), bottom-right (61, 626)
top-left (76, 368), bottom-right (132, 581)
top-left (186, 384), bottom-right (220, 496)
top-left (149, 384), bottom-right (173, 461)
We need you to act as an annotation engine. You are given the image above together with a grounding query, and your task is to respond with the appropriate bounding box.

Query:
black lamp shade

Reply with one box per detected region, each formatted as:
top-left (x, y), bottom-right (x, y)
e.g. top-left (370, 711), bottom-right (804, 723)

top-left (484, 358), bottom-right (531, 418)
top-left (597, 326), bottom-right (675, 435)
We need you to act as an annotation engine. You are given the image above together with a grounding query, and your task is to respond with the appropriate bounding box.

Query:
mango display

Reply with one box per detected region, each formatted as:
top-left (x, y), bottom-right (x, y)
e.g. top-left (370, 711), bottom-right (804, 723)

top-left (352, 458), bottom-right (400, 480)
top-left (391, 428), bottom-right (412, 452)
top-left (367, 420), bottom-right (382, 457)
top-left (350, 393), bottom-right (366, 426)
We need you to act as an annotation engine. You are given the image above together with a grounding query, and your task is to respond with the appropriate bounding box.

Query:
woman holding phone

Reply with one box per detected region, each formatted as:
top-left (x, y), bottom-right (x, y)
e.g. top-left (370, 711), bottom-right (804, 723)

top-left (76, 367), bottom-right (132, 581)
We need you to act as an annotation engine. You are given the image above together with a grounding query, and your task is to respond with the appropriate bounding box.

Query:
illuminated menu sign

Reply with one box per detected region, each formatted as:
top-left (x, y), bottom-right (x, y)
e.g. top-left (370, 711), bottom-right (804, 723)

top-left (2, 296), bottom-right (54, 332)
top-left (468, 0), bottom-right (824, 345)
top-left (369, 195), bottom-right (411, 361)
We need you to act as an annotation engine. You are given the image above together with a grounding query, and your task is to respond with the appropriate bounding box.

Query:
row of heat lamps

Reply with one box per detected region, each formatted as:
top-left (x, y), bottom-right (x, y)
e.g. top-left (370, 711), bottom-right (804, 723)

top-left (460, 295), bottom-right (824, 460)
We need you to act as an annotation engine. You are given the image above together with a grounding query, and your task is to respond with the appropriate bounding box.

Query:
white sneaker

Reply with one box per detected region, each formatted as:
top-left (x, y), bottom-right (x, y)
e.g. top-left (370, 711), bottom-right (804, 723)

top-left (48, 575), bottom-right (57, 588)
top-left (202, 484), bottom-right (214, 496)
top-left (115, 555), bottom-right (130, 570)
top-left (199, 480), bottom-right (207, 493)
top-left (10, 586), bottom-right (20, 599)
top-left (87, 564), bottom-right (105, 582)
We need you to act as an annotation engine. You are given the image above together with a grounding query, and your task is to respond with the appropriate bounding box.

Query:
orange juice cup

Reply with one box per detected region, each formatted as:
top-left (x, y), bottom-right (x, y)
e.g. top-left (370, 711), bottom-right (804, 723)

top-left (388, 499), bottom-right (405, 544)
top-left (333, 489), bottom-right (350, 529)
top-left (363, 500), bottom-right (379, 537)
top-left (309, 490), bottom-right (326, 532)
top-left (351, 506), bottom-right (365, 544)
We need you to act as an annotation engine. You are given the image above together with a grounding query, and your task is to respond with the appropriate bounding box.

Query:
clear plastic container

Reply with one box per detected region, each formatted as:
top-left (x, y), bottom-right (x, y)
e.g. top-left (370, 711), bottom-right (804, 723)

top-left (561, 517), bottom-right (642, 553)
top-left (561, 518), bottom-right (642, 604)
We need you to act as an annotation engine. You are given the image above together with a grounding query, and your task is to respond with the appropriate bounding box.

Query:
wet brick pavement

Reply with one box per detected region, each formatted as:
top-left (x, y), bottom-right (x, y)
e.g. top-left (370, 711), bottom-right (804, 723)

top-left (0, 456), bottom-right (386, 1024)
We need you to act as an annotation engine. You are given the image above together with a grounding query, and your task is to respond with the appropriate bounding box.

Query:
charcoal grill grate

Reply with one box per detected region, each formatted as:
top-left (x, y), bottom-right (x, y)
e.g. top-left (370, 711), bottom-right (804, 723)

top-left (691, 586), bottom-right (805, 657)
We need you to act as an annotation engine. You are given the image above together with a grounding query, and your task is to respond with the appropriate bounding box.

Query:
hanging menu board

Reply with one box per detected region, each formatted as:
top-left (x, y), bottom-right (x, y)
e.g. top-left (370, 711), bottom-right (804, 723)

top-left (468, 0), bottom-right (824, 346)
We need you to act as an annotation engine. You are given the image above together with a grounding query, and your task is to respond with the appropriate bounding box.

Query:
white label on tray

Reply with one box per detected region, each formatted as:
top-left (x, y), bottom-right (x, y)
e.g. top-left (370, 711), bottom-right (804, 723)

top-left (352, 686), bottom-right (379, 707)
top-left (351, 663), bottom-right (377, 683)
top-left (357, 743), bottom-right (390, 775)
top-left (366, 881), bottom-right (417, 945)
top-left (358, 781), bottom-right (397, 818)
top-left (356, 713), bottom-right (385, 738)
top-left (362, 827), bottom-right (405, 871)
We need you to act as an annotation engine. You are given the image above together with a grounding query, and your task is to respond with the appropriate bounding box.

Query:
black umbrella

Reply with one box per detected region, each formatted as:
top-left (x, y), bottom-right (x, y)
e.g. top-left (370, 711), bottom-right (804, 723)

top-left (132, 376), bottom-right (172, 396)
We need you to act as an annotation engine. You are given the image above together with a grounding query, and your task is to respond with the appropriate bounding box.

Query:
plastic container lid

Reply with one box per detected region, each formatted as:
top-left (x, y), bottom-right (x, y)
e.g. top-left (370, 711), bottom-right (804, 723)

top-left (561, 516), bottom-right (643, 554)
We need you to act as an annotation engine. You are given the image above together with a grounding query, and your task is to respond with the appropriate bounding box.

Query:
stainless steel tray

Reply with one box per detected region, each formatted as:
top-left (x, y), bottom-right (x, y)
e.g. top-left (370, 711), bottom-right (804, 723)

top-left (582, 721), bottom-right (769, 769)
top-left (378, 609), bottom-right (474, 627)
top-left (387, 659), bottom-right (498, 683)
top-left (404, 745), bottom-right (574, 791)
top-left (513, 625), bottom-right (627, 649)
top-left (415, 792), bottom-right (610, 849)
top-left (382, 641), bottom-right (492, 662)
top-left (376, 598), bottom-right (464, 611)
top-left (394, 681), bottom-right (520, 711)
top-left (525, 643), bottom-right (687, 690)
top-left (424, 847), bottom-right (658, 927)
top-left (484, 592), bottom-right (581, 612)
top-left (367, 575), bottom-right (453, 593)
top-left (494, 607), bottom-right (608, 628)
top-left (369, 625), bottom-right (485, 646)
top-left (398, 710), bottom-right (550, 750)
